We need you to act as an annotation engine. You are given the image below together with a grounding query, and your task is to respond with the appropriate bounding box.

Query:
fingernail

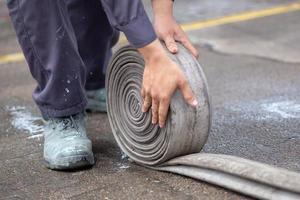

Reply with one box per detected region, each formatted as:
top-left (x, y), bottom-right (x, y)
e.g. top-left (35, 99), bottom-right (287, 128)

top-left (192, 99), bottom-right (198, 106)
top-left (159, 123), bottom-right (164, 128)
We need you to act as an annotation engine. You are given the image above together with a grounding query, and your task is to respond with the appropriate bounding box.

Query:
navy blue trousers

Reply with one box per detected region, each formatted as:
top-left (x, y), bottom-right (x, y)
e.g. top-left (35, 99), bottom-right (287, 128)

top-left (7, 0), bottom-right (119, 118)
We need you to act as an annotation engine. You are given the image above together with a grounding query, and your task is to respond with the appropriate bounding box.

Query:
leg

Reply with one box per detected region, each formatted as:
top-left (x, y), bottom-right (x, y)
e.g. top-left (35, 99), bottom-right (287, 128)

top-left (7, 0), bottom-right (87, 119)
top-left (7, 0), bottom-right (94, 170)
top-left (66, 0), bottom-right (119, 90)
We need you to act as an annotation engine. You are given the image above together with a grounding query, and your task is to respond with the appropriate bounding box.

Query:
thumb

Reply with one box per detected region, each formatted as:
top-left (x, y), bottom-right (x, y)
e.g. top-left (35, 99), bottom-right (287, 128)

top-left (179, 79), bottom-right (198, 107)
top-left (165, 36), bottom-right (178, 54)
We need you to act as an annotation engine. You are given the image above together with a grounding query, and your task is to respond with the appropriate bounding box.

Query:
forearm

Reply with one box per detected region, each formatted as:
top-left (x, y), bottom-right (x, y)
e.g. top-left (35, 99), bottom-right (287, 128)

top-left (151, 0), bottom-right (174, 19)
top-left (137, 0), bottom-right (175, 60)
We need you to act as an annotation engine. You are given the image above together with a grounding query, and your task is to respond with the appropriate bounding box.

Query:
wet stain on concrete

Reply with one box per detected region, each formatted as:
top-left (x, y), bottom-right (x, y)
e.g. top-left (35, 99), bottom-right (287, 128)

top-left (262, 101), bottom-right (300, 119)
top-left (224, 99), bottom-right (300, 121)
top-left (6, 106), bottom-right (44, 139)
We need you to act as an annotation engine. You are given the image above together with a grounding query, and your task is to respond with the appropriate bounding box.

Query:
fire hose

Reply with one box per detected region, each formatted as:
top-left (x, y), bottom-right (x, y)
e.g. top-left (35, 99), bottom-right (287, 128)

top-left (105, 44), bottom-right (300, 200)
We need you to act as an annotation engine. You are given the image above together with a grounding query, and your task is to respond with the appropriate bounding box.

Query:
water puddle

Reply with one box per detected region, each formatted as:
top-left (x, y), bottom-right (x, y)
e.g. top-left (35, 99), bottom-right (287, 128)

top-left (113, 150), bottom-right (131, 171)
top-left (116, 162), bottom-right (130, 170)
top-left (6, 106), bottom-right (44, 139)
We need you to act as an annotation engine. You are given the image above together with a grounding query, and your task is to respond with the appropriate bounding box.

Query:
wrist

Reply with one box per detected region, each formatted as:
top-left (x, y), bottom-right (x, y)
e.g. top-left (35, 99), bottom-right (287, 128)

top-left (138, 39), bottom-right (167, 64)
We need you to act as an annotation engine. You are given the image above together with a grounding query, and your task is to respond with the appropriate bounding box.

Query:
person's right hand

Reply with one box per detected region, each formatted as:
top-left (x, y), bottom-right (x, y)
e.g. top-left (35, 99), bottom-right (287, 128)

top-left (138, 39), bottom-right (198, 128)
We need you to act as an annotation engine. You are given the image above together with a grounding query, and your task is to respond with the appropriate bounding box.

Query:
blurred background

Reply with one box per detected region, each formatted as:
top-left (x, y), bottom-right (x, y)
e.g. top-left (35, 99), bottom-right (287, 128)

top-left (0, 0), bottom-right (299, 199)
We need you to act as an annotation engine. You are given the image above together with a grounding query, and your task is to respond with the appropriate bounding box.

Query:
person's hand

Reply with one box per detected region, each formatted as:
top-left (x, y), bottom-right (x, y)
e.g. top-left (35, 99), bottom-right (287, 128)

top-left (151, 0), bottom-right (199, 57)
top-left (153, 16), bottom-right (199, 57)
top-left (138, 39), bottom-right (198, 128)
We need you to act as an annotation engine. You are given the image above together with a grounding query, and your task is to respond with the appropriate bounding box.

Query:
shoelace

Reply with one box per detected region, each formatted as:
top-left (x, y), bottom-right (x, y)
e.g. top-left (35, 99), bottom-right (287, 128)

top-left (64, 116), bottom-right (78, 130)
top-left (51, 115), bottom-right (80, 134)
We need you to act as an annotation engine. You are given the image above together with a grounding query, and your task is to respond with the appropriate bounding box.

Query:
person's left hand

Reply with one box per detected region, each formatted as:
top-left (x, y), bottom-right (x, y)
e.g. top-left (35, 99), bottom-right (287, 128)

top-left (153, 16), bottom-right (199, 58)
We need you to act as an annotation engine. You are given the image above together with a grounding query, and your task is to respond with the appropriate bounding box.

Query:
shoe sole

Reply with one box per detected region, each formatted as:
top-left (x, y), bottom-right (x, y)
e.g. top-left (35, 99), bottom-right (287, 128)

top-left (45, 154), bottom-right (95, 171)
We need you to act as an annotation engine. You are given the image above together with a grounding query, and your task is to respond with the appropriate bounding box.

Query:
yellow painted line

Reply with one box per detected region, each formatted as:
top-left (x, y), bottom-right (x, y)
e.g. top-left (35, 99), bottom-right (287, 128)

top-left (1, 1), bottom-right (300, 65)
top-left (0, 52), bottom-right (25, 64)
top-left (181, 1), bottom-right (300, 31)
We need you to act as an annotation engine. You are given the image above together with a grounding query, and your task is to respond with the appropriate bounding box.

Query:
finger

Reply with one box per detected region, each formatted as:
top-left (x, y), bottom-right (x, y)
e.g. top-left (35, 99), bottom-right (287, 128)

top-left (142, 93), bottom-right (152, 112)
top-left (141, 88), bottom-right (146, 112)
top-left (151, 98), bottom-right (159, 124)
top-left (165, 36), bottom-right (178, 54)
top-left (158, 96), bottom-right (171, 128)
top-left (141, 88), bottom-right (145, 99)
top-left (180, 38), bottom-right (199, 58)
top-left (178, 79), bottom-right (198, 107)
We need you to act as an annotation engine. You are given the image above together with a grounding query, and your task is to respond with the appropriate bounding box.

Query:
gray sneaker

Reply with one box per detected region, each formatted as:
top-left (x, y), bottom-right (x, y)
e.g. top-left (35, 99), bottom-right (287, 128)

top-left (43, 113), bottom-right (94, 170)
top-left (86, 88), bottom-right (107, 113)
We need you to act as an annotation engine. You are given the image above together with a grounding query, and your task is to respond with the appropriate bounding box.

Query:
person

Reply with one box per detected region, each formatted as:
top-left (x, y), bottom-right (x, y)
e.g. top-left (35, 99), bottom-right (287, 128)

top-left (6, 0), bottom-right (199, 170)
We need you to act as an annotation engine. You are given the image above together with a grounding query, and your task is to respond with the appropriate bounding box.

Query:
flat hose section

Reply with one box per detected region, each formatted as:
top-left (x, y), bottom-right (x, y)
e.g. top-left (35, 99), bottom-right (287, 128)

top-left (106, 44), bottom-right (300, 200)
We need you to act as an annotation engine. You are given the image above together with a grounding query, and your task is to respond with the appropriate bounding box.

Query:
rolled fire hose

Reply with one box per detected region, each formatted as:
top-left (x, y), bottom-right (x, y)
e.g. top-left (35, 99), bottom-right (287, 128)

top-left (105, 43), bottom-right (300, 200)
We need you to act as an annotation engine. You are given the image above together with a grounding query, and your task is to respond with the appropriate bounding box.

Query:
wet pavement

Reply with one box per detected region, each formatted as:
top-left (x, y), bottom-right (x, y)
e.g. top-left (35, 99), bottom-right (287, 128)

top-left (0, 0), bottom-right (300, 199)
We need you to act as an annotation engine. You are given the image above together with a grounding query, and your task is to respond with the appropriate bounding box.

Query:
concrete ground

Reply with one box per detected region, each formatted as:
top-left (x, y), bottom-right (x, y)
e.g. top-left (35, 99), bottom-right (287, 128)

top-left (1, 0), bottom-right (300, 199)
